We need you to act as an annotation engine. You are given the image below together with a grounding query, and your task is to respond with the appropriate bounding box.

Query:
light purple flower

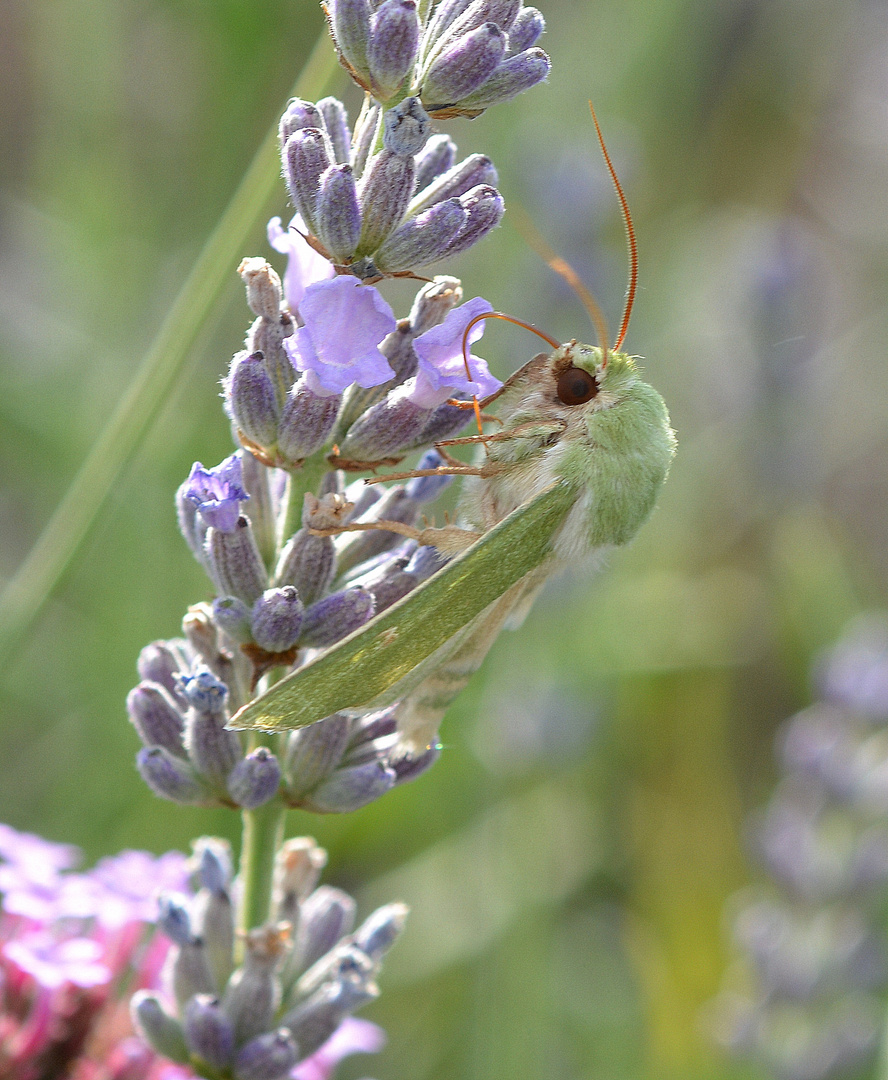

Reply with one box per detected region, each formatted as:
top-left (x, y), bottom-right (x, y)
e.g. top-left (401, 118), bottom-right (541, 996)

top-left (268, 214), bottom-right (335, 311)
top-left (184, 455), bottom-right (248, 533)
top-left (0, 823), bottom-right (79, 873)
top-left (4, 931), bottom-right (111, 988)
top-left (409, 295), bottom-right (501, 407)
top-left (283, 276), bottom-right (398, 396)
top-left (292, 1017), bottom-right (386, 1080)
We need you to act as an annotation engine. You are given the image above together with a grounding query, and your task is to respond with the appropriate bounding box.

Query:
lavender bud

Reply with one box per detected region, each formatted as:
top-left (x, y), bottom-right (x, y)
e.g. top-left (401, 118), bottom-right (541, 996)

top-left (137, 640), bottom-right (187, 698)
top-left (157, 893), bottom-right (193, 945)
top-left (348, 708), bottom-right (398, 747)
top-left (184, 995), bottom-right (235, 1069)
top-left (226, 352), bottom-right (281, 448)
top-left (457, 46), bottom-right (551, 111)
top-left (239, 258), bottom-right (284, 321)
top-left (279, 99), bottom-right (323, 146)
top-left (350, 100), bottom-right (380, 178)
top-left (307, 759), bottom-right (396, 812)
top-left (251, 587), bottom-right (304, 653)
top-left (422, 22), bottom-right (506, 107)
top-left (405, 541), bottom-right (448, 579)
top-left (213, 596), bottom-right (253, 644)
top-left (354, 901), bottom-right (409, 960)
top-left (446, 182), bottom-right (504, 254)
top-left (369, 567), bottom-right (419, 612)
top-left (282, 978), bottom-right (378, 1056)
top-left (274, 530), bottom-right (335, 607)
top-left (127, 682), bottom-right (187, 756)
top-left (205, 517), bottom-right (268, 604)
top-left (234, 1030), bottom-right (300, 1080)
top-left (131, 991), bottom-right (189, 1063)
top-left (192, 880), bottom-right (235, 991)
top-left (414, 133), bottom-right (457, 193)
top-left (167, 937), bottom-right (217, 1010)
top-left (315, 164), bottom-right (362, 264)
top-left (329, 0), bottom-right (372, 80)
top-left (273, 838), bottom-right (328, 922)
top-left (297, 886), bottom-right (357, 971)
top-left (368, 0), bottom-right (420, 99)
top-left (443, 0), bottom-right (521, 39)
top-left (423, 0), bottom-right (475, 48)
top-left (301, 588), bottom-right (376, 648)
top-left (408, 152), bottom-right (498, 215)
top-left (317, 97), bottom-right (351, 164)
top-left (357, 149), bottom-right (415, 254)
top-left (375, 197), bottom-right (467, 273)
top-left (227, 748), bottom-right (282, 809)
top-left (177, 668), bottom-right (228, 713)
top-left (223, 924), bottom-right (289, 1045)
top-left (410, 397), bottom-right (472, 446)
top-left (393, 740), bottom-right (441, 782)
top-left (285, 714), bottom-right (352, 798)
top-left (182, 675), bottom-right (242, 788)
top-left (284, 129), bottom-right (333, 235)
top-left (277, 383), bottom-right (341, 464)
top-left (408, 274), bottom-right (463, 334)
top-left (137, 746), bottom-right (205, 804)
top-left (382, 96), bottom-right (430, 156)
top-left (506, 6), bottom-right (545, 53)
top-left (244, 313), bottom-right (296, 402)
top-left (339, 388), bottom-right (432, 460)
top-left (176, 478), bottom-right (208, 562)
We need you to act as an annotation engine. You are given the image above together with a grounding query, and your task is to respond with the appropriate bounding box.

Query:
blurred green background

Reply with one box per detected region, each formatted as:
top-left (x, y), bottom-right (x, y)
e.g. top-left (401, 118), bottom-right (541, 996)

top-left (0, 0), bottom-right (885, 1077)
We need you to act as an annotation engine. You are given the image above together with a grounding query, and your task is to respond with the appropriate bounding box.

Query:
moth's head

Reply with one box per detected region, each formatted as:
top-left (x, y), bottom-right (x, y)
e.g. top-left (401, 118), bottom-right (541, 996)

top-left (549, 341), bottom-right (639, 412)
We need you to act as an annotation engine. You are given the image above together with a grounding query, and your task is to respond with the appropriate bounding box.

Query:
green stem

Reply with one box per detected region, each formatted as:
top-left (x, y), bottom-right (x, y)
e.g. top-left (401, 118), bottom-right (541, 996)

top-left (280, 452), bottom-right (329, 547)
top-left (238, 792), bottom-right (287, 939)
top-left (0, 28), bottom-right (339, 668)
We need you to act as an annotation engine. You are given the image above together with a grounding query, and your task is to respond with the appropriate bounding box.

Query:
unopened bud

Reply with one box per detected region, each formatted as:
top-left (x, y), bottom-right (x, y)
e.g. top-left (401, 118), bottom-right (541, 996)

top-left (296, 885), bottom-right (357, 971)
top-left (357, 149), bottom-right (415, 254)
top-left (446, 182), bottom-right (504, 255)
top-left (223, 924), bottom-right (290, 1045)
top-left (137, 746), bottom-right (205, 804)
top-left (277, 382), bottom-right (342, 465)
top-left (213, 596), bottom-right (253, 644)
top-left (300, 588), bottom-right (376, 648)
top-left (315, 164), bottom-right (362, 264)
top-left (422, 22), bottom-right (505, 107)
top-left (317, 96), bottom-right (351, 164)
top-left (137, 640), bottom-right (187, 698)
top-left (226, 352), bottom-right (280, 448)
top-left (127, 682), bottom-right (186, 756)
top-left (274, 530), bottom-right (335, 608)
top-left (329, 0), bottom-right (372, 80)
top-left (382, 96), bottom-right (429, 156)
top-left (457, 46), bottom-right (551, 112)
top-left (280, 99), bottom-right (323, 146)
top-left (131, 991), bottom-right (189, 1063)
top-left (306, 760), bottom-right (396, 812)
top-left (284, 129), bottom-right (333, 234)
top-left (507, 6), bottom-right (545, 53)
top-left (354, 901), bottom-right (409, 960)
top-left (375, 197), bottom-right (466, 273)
top-left (251, 587), bottom-right (304, 653)
top-left (183, 995), bottom-right (235, 1069)
top-left (227, 747), bottom-right (282, 809)
top-left (368, 0), bottom-right (421, 100)
top-left (285, 714), bottom-right (351, 799)
top-left (205, 518), bottom-right (268, 604)
top-left (234, 1029), bottom-right (300, 1080)
top-left (408, 152), bottom-right (498, 215)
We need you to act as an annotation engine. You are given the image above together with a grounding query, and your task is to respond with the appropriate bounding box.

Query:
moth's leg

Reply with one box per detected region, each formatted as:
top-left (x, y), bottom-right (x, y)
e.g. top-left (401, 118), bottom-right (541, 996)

top-left (308, 518), bottom-right (481, 556)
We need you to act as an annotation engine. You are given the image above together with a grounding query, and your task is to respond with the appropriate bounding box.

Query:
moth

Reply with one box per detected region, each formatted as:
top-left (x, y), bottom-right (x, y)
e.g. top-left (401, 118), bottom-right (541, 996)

top-left (231, 112), bottom-right (676, 757)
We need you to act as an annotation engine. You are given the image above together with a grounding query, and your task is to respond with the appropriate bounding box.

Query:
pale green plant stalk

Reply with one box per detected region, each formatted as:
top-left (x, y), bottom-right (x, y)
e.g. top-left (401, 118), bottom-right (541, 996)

top-left (0, 28), bottom-right (338, 668)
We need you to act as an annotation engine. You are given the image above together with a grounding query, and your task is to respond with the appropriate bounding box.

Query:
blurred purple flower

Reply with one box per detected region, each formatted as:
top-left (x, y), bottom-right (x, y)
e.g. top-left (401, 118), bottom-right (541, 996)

top-left (283, 276), bottom-right (398, 395)
top-left (409, 295), bottom-right (500, 407)
top-left (292, 1016), bottom-right (385, 1080)
top-left (268, 214), bottom-right (335, 311)
top-left (184, 455), bottom-right (248, 533)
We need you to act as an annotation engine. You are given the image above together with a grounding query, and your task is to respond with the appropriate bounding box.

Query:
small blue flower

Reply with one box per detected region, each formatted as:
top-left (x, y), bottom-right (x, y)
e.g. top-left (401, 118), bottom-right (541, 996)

top-left (267, 213), bottom-right (335, 311)
top-left (283, 276), bottom-right (398, 395)
top-left (409, 295), bottom-right (501, 407)
top-left (184, 455), bottom-right (248, 533)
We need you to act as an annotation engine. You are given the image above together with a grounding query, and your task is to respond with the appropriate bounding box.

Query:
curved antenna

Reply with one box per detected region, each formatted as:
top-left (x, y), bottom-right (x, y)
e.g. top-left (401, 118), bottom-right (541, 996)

top-left (588, 102), bottom-right (637, 351)
top-left (506, 204), bottom-right (611, 368)
top-left (457, 311), bottom-right (561, 434)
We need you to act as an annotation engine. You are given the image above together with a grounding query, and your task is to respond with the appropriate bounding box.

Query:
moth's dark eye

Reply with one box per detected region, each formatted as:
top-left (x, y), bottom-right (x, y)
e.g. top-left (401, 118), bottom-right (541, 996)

top-left (556, 366), bottom-right (598, 405)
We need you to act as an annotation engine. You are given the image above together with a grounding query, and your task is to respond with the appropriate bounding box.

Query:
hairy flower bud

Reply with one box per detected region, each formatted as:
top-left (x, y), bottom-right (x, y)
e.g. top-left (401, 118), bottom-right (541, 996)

top-left (329, 0), bottom-right (372, 81)
top-left (223, 924), bottom-right (289, 1045)
top-left (368, 0), bottom-right (421, 99)
top-left (284, 129), bottom-right (333, 235)
top-left (357, 148), bottom-right (416, 255)
top-left (350, 100), bottom-right (380, 178)
top-left (300, 588), bottom-right (376, 648)
top-left (382, 96), bottom-right (430, 156)
top-left (251, 587), bottom-right (304, 652)
top-left (457, 45), bottom-right (551, 112)
top-left (317, 96), bottom-right (351, 164)
top-left (273, 837), bottom-right (328, 922)
top-left (277, 382), bottom-right (342, 464)
top-left (306, 760), bottom-right (396, 812)
top-left (137, 640), bottom-right (188, 697)
top-left (375, 197), bottom-right (467, 272)
top-left (226, 351), bottom-right (281, 448)
top-left (213, 595), bottom-right (253, 644)
top-left (507, 6), bottom-right (545, 53)
top-left (127, 682), bottom-right (187, 756)
top-left (447, 182), bottom-right (505, 254)
top-left (274, 529), bottom-right (335, 607)
top-left (285, 714), bottom-right (352, 799)
top-left (234, 1029), bottom-right (300, 1080)
top-left (316, 164), bottom-right (362, 264)
top-left (297, 886), bottom-right (357, 971)
top-left (422, 21), bottom-right (506, 107)
top-left (184, 995), bottom-right (235, 1068)
top-left (137, 746), bottom-right (205, 804)
top-left (227, 748), bottom-right (281, 809)
top-left (408, 152), bottom-right (498, 215)
top-left (205, 517), bottom-right (268, 604)
top-left (131, 991), bottom-right (190, 1063)
top-left (279, 99), bottom-right (323, 146)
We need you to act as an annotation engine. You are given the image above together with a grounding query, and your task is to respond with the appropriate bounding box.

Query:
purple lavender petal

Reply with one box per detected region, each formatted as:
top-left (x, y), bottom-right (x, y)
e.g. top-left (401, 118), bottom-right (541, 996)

top-left (291, 1017), bottom-right (386, 1080)
top-left (4, 931), bottom-right (111, 988)
top-left (0, 823), bottom-right (80, 873)
top-left (284, 276), bottom-right (398, 395)
top-left (268, 214), bottom-right (335, 311)
top-left (409, 295), bottom-right (500, 406)
top-left (184, 455), bottom-right (248, 533)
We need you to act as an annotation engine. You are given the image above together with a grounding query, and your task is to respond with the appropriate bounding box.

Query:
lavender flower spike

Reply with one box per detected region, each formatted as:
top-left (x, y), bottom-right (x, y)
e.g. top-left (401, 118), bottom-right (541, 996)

top-left (283, 276), bottom-right (397, 395)
top-left (185, 455), bottom-right (248, 533)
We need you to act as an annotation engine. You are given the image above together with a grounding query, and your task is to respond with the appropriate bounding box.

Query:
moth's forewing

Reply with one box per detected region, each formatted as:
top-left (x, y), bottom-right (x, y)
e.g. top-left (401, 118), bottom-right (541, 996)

top-left (229, 480), bottom-right (577, 732)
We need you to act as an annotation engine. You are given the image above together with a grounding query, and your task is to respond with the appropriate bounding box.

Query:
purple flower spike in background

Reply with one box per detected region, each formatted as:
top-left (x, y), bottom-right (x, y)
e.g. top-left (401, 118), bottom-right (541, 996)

top-left (184, 455), bottom-right (248, 533)
top-left (409, 295), bottom-right (500, 407)
top-left (284, 276), bottom-right (398, 395)
top-left (268, 214), bottom-right (335, 311)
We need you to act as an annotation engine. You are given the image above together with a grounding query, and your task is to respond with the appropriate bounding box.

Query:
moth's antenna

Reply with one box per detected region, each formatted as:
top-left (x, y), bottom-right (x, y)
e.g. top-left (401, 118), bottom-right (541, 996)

top-left (588, 102), bottom-right (637, 351)
top-left (507, 203), bottom-right (610, 369)
top-left (457, 311), bottom-right (560, 434)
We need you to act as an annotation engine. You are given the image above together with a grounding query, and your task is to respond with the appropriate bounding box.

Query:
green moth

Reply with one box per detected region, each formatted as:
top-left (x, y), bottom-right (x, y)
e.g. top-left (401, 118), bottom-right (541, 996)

top-left (231, 340), bottom-right (676, 755)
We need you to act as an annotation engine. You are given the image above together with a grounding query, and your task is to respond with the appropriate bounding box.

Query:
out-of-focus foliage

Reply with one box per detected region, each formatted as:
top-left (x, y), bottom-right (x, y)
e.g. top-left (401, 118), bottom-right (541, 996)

top-left (1, 1), bottom-right (885, 1077)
